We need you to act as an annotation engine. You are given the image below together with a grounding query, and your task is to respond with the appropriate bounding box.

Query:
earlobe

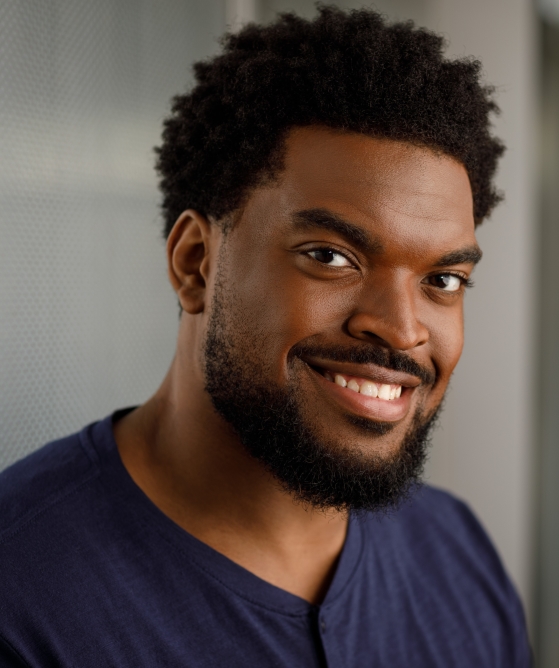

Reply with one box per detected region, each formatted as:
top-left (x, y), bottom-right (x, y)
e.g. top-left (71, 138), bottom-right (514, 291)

top-left (166, 210), bottom-right (213, 314)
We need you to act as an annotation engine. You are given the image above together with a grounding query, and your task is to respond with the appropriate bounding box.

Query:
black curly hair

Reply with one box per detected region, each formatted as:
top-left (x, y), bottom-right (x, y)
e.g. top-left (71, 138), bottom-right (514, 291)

top-left (156, 5), bottom-right (504, 236)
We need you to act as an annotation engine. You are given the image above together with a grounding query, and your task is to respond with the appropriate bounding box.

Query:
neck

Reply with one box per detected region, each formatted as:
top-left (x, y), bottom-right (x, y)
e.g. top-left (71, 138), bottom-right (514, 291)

top-left (114, 353), bottom-right (348, 605)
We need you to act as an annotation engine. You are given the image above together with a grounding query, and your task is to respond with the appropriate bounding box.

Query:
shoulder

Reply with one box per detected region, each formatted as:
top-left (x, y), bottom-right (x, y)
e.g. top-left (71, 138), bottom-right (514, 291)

top-left (360, 484), bottom-right (526, 626)
top-left (399, 483), bottom-right (490, 535)
top-left (372, 484), bottom-right (497, 542)
top-left (401, 482), bottom-right (480, 523)
top-left (357, 486), bottom-right (531, 664)
top-left (364, 485), bottom-right (509, 578)
top-left (399, 485), bottom-right (505, 566)
top-left (0, 424), bottom-right (99, 547)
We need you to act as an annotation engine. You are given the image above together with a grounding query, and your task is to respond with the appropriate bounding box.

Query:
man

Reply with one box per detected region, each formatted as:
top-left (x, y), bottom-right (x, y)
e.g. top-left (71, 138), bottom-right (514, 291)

top-left (0, 6), bottom-right (531, 667)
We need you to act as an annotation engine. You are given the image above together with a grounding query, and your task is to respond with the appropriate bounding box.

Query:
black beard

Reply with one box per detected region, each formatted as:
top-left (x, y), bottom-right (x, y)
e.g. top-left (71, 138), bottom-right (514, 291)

top-left (203, 282), bottom-right (439, 514)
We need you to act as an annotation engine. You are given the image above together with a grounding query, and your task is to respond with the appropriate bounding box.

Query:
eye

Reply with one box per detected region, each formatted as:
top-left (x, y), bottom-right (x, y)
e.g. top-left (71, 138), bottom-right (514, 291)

top-left (427, 273), bottom-right (465, 292)
top-left (307, 248), bottom-right (352, 267)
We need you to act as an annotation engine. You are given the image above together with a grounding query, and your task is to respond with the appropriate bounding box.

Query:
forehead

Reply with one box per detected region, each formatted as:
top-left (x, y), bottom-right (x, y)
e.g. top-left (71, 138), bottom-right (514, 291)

top-left (255, 126), bottom-right (476, 253)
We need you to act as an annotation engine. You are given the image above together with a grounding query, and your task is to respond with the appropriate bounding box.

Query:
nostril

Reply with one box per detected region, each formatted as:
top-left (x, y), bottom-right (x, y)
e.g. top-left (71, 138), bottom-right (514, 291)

top-left (362, 331), bottom-right (391, 347)
top-left (346, 311), bottom-right (428, 350)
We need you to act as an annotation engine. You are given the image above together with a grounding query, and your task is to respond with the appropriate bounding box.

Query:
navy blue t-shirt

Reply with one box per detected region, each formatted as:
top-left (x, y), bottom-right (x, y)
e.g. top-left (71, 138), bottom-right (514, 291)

top-left (0, 412), bottom-right (531, 667)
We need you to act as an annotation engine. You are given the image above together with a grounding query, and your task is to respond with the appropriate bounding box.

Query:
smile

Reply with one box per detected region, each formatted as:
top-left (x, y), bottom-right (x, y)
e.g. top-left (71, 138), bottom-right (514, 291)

top-left (321, 371), bottom-right (402, 401)
top-left (301, 359), bottom-right (420, 423)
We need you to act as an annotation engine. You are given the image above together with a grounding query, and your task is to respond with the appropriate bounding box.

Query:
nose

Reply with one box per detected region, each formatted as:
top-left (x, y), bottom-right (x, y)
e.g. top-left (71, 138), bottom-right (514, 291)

top-left (346, 274), bottom-right (429, 351)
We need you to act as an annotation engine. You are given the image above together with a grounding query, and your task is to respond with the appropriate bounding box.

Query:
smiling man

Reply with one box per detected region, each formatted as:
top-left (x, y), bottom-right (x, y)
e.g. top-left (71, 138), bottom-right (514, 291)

top-left (0, 7), bottom-right (531, 667)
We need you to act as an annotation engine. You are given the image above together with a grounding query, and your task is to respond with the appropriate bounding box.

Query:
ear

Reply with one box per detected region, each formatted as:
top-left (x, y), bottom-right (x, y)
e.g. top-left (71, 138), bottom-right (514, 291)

top-left (166, 210), bottom-right (215, 314)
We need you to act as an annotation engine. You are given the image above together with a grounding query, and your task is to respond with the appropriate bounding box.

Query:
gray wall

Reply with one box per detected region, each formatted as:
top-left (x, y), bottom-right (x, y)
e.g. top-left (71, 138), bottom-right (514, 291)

top-left (425, 0), bottom-right (538, 619)
top-left (535, 19), bottom-right (559, 667)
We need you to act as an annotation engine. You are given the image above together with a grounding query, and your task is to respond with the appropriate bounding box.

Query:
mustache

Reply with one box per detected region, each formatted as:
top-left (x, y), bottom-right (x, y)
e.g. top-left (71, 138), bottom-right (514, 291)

top-left (290, 342), bottom-right (436, 386)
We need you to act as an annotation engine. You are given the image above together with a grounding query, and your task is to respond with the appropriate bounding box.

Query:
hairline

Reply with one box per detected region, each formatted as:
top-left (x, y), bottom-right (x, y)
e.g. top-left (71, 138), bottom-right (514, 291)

top-left (207, 125), bottom-right (471, 236)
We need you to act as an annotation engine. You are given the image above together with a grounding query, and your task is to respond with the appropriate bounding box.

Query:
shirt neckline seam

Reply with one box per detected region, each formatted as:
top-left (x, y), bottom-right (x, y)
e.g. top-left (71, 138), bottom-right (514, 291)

top-left (146, 517), bottom-right (316, 619)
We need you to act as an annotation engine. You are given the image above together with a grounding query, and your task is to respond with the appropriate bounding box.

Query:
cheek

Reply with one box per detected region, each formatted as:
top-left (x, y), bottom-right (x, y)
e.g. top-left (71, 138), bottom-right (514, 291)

top-left (426, 305), bottom-right (464, 388)
top-left (227, 257), bottom-right (356, 363)
top-left (270, 279), bottom-right (355, 338)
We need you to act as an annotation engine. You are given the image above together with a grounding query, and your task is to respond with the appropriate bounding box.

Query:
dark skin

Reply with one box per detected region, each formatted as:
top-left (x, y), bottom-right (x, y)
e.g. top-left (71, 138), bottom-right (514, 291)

top-left (115, 126), bottom-right (479, 604)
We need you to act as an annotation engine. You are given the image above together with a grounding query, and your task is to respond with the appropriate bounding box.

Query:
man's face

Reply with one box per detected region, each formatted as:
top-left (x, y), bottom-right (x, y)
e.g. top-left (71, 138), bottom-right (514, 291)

top-left (201, 127), bottom-right (478, 510)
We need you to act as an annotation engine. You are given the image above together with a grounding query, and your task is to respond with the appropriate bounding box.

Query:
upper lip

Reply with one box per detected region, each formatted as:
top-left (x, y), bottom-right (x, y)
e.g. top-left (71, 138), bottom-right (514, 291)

top-left (300, 356), bottom-right (423, 388)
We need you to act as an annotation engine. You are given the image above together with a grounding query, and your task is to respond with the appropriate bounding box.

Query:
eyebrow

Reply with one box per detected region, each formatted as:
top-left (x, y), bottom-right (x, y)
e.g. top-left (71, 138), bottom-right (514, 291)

top-left (291, 208), bottom-right (482, 267)
top-left (291, 208), bottom-right (383, 255)
top-left (434, 246), bottom-right (483, 267)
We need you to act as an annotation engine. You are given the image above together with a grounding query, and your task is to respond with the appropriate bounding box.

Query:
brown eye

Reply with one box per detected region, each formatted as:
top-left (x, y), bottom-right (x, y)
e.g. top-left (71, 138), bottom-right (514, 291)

top-left (428, 274), bottom-right (463, 292)
top-left (308, 249), bottom-right (351, 267)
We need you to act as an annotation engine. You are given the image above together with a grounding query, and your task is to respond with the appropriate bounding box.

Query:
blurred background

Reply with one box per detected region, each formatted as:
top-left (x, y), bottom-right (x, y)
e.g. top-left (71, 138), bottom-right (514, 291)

top-left (0, 0), bottom-right (557, 663)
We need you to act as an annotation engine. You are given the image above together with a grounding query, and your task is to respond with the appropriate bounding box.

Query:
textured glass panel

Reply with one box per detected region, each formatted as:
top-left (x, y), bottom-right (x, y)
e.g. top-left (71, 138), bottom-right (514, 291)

top-left (0, 0), bottom-right (225, 469)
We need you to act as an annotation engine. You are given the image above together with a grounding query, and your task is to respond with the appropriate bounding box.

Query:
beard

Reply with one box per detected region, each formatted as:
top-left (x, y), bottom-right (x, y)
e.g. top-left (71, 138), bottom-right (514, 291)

top-left (203, 277), bottom-right (440, 514)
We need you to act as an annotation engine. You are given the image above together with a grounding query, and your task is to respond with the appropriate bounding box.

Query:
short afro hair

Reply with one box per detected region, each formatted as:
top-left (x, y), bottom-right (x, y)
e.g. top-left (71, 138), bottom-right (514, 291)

top-left (156, 5), bottom-right (504, 236)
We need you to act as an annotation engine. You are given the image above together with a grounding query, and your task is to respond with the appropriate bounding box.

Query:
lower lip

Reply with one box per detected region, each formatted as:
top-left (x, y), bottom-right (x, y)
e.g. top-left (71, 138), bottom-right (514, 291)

top-left (306, 365), bottom-right (414, 423)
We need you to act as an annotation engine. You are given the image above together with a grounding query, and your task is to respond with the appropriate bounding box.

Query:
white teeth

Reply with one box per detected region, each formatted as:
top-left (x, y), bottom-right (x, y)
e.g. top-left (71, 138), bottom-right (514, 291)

top-left (327, 372), bottom-right (402, 402)
top-left (359, 381), bottom-right (378, 397)
top-left (334, 374), bottom-right (347, 388)
top-left (378, 384), bottom-right (391, 400)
